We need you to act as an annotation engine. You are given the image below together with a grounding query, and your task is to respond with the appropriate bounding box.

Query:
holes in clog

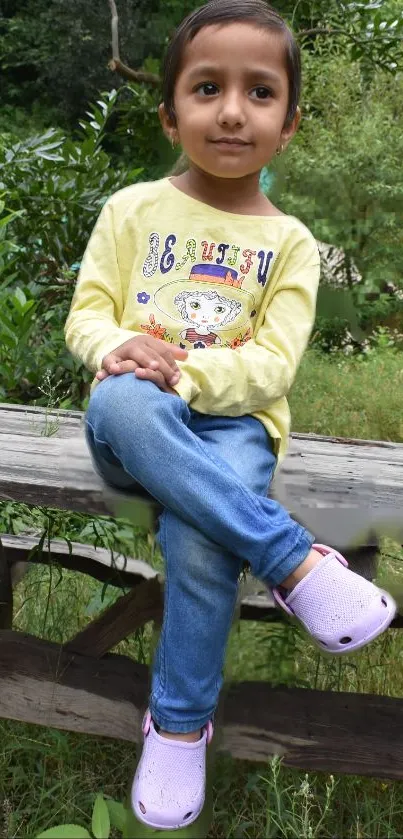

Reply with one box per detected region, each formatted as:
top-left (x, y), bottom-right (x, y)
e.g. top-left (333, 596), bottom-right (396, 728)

top-left (139, 802), bottom-right (146, 814)
top-left (184, 812), bottom-right (193, 820)
top-left (340, 636), bottom-right (352, 644)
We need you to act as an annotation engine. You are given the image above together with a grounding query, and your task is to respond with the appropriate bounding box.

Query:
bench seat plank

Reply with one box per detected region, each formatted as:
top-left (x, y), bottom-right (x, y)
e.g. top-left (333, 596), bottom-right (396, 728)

top-left (1, 405), bottom-right (402, 546)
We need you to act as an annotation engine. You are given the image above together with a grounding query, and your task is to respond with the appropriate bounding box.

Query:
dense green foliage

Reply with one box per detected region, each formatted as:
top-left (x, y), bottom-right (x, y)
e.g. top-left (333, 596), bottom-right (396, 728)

top-left (1, 0), bottom-right (402, 129)
top-left (0, 90), bottom-right (143, 405)
top-left (275, 55), bottom-right (403, 292)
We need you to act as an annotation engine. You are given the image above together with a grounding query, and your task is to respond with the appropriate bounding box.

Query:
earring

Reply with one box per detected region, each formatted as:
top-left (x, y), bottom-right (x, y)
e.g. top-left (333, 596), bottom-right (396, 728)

top-left (276, 143), bottom-right (285, 156)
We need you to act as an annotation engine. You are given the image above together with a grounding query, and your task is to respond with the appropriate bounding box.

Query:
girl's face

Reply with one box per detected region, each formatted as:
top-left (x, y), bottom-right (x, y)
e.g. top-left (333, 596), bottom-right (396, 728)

top-left (184, 294), bottom-right (233, 328)
top-left (160, 22), bottom-right (299, 180)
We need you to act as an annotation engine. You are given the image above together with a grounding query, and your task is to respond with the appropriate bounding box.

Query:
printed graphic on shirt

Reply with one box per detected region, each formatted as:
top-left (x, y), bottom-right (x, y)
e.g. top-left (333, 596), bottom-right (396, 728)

top-left (153, 264), bottom-right (254, 348)
top-left (139, 232), bottom-right (277, 348)
top-left (142, 232), bottom-right (275, 288)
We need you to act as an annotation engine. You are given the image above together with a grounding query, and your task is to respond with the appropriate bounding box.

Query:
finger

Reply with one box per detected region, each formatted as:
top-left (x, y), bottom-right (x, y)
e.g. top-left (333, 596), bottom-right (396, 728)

top-left (105, 359), bottom-right (139, 375)
top-left (131, 348), bottom-right (165, 371)
top-left (133, 349), bottom-right (179, 385)
top-left (145, 337), bottom-right (188, 360)
top-left (102, 354), bottom-right (123, 374)
top-left (170, 343), bottom-right (188, 359)
top-left (149, 352), bottom-right (181, 385)
top-left (96, 369), bottom-right (109, 381)
top-left (135, 367), bottom-right (171, 391)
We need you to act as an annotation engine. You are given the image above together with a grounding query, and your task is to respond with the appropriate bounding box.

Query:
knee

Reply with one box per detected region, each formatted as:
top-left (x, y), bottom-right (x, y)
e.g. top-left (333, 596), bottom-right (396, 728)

top-left (86, 374), bottom-right (188, 452)
top-left (86, 374), bottom-right (158, 444)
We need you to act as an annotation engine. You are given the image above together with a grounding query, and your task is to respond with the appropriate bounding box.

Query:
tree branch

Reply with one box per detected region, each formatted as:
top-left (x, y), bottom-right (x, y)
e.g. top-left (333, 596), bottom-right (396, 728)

top-left (107, 0), bottom-right (161, 86)
top-left (107, 58), bottom-right (160, 86)
top-left (108, 0), bottom-right (120, 61)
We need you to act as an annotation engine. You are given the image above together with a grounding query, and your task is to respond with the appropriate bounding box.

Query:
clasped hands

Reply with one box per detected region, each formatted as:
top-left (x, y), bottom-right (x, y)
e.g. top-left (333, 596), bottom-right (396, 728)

top-left (96, 335), bottom-right (188, 394)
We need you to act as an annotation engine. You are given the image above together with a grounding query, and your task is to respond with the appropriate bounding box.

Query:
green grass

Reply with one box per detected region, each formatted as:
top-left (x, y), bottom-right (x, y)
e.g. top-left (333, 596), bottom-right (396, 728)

top-left (1, 347), bottom-right (403, 838)
top-left (290, 347), bottom-right (403, 442)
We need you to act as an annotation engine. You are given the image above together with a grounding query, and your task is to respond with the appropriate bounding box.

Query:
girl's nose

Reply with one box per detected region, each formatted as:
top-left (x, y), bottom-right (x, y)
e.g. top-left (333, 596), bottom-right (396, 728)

top-left (217, 91), bottom-right (246, 128)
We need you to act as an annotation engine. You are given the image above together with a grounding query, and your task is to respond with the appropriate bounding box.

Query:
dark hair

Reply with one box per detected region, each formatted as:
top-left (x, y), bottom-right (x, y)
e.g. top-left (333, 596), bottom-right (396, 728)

top-left (162, 0), bottom-right (301, 129)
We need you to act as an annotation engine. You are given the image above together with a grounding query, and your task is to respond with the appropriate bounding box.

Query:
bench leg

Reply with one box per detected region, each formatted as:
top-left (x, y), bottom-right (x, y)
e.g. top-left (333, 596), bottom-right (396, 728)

top-left (0, 538), bottom-right (13, 629)
top-left (65, 576), bottom-right (163, 658)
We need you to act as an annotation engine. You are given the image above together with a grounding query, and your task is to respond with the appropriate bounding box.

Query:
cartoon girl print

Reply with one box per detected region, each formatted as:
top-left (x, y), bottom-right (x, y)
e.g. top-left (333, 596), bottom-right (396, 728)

top-left (153, 263), bottom-right (255, 348)
top-left (173, 289), bottom-right (241, 348)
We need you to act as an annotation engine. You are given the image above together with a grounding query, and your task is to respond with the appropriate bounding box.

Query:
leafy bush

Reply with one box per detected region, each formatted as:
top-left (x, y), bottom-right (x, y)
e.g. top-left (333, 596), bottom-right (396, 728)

top-left (272, 54), bottom-right (403, 295)
top-left (0, 90), bottom-right (143, 407)
top-left (0, 90), bottom-right (141, 287)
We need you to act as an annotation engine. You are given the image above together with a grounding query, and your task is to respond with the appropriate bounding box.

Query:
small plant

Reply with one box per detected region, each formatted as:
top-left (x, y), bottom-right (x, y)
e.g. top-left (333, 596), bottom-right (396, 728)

top-left (263, 757), bottom-right (337, 839)
top-left (37, 793), bottom-right (126, 839)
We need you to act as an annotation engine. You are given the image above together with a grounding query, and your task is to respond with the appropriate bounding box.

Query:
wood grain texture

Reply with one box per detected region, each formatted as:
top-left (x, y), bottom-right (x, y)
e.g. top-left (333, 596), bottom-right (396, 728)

top-left (220, 681), bottom-right (403, 777)
top-left (2, 533), bottom-right (158, 589)
top-left (1, 406), bottom-right (402, 547)
top-left (2, 630), bottom-right (403, 778)
top-left (0, 630), bottom-right (148, 742)
top-left (65, 576), bottom-right (163, 656)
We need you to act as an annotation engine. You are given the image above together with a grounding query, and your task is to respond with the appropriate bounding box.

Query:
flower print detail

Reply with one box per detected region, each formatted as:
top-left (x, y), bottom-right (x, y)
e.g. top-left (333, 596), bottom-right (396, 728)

top-left (137, 291), bottom-right (151, 304)
top-left (140, 313), bottom-right (167, 340)
top-left (228, 328), bottom-right (252, 350)
top-left (250, 310), bottom-right (257, 318)
top-left (194, 341), bottom-right (206, 349)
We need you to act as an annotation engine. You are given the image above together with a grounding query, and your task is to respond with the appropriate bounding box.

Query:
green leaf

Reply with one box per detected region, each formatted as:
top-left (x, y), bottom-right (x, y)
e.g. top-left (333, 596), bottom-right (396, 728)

top-left (106, 800), bottom-right (127, 832)
top-left (13, 286), bottom-right (27, 307)
top-left (92, 794), bottom-right (111, 839)
top-left (36, 825), bottom-right (92, 838)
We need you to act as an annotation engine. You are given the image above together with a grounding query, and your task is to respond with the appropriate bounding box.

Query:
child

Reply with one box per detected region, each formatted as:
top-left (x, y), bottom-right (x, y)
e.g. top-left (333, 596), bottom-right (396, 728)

top-left (65, 0), bottom-right (396, 830)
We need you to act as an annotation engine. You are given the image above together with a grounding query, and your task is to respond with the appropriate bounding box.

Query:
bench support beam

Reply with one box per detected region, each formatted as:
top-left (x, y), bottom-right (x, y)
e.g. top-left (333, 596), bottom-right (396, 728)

top-left (2, 630), bottom-right (403, 779)
top-left (65, 576), bottom-right (163, 657)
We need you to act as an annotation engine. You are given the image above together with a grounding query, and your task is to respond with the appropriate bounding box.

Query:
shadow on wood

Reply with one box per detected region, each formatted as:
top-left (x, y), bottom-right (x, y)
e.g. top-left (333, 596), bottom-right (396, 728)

top-left (0, 538), bottom-right (13, 629)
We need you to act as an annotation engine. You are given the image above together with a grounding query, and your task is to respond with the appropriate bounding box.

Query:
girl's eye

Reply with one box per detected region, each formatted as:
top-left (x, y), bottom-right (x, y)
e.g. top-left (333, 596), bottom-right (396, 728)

top-left (190, 301), bottom-right (201, 310)
top-left (215, 306), bottom-right (225, 314)
top-left (195, 82), bottom-right (219, 97)
top-left (250, 86), bottom-right (272, 100)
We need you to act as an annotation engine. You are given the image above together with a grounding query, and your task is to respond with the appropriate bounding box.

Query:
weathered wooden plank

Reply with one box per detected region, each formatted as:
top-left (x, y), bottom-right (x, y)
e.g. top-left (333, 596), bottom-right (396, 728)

top-left (1, 405), bottom-right (403, 545)
top-left (2, 534), bottom-right (158, 588)
top-left (0, 432), bottom-right (156, 524)
top-left (2, 630), bottom-right (403, 778)
top-left (0, 630), bottom-right (148, 741)
top-left (65, 576), bottom-right (163, 657)
top-left (0, 403), bottom-right (82, 438)
top-left (221, 681), bottom-right (403, 777)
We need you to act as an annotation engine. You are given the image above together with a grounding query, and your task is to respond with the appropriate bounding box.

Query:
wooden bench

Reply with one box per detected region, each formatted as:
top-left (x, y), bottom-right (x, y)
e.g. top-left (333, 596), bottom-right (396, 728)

top-left (1, 402), bottom-right (403, 778)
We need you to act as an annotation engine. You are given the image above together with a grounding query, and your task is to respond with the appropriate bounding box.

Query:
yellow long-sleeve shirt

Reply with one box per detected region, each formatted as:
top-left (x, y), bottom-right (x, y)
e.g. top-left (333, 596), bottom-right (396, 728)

top-left (65, 177), bottom-right (320, 461)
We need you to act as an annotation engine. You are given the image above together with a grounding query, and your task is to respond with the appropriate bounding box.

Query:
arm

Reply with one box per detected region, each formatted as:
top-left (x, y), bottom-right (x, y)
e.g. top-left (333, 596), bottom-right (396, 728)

top-left (64, 199), bottom-right (139, 372)
top-left (173, 241), bottom-right (320, 416)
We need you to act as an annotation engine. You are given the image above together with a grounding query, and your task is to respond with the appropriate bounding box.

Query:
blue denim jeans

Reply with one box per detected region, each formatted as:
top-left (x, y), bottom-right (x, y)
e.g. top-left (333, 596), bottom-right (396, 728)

top-left (85, 373), bottom-right (314, 732)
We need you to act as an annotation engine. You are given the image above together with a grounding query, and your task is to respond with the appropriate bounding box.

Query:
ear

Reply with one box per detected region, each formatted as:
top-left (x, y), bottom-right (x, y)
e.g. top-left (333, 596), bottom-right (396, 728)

top-left (158, 102), bottom-right (178, 146)
top-left (280, 105), bottom-right (301, 151)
